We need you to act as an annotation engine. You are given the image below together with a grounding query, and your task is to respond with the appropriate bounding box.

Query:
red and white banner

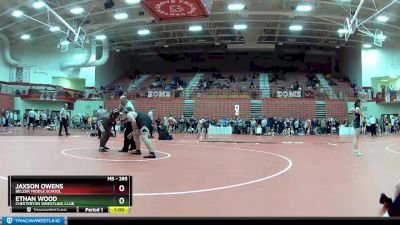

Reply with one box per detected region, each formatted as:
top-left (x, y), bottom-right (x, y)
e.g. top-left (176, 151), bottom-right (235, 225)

top-left (148, 90), bottom-right (171, 98)
top-left (141, 0), bottom-right (211, 21)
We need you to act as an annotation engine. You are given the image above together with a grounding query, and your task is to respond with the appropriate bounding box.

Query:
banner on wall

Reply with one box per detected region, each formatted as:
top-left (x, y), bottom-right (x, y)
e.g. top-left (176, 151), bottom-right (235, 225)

top-left (276, 90), bottom-right (301, 98)
top-left (234, 105), bottom-right (240, 116)
top-left (148, 90), bottom-right (171, 98)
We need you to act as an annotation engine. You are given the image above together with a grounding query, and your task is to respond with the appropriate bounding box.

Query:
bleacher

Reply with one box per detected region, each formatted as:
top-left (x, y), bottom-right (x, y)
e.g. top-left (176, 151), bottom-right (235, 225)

top-left (193, 72), bottom-right (260, 98)
top-left (268, 73), bottom-right (312, 98)
top-left (331, 78), bottom-right (355, 100)
top-left (127, 73), bottom-right (195, 98)
top-left (135, 73), bottom-right (193, 90)
top-left (107, 76), bottom-right (134, 89)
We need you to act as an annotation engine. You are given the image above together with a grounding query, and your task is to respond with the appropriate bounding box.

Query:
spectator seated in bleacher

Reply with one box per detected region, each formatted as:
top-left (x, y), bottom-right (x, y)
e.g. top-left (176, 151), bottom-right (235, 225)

top-left (149, 74), bottom-right (187, 91)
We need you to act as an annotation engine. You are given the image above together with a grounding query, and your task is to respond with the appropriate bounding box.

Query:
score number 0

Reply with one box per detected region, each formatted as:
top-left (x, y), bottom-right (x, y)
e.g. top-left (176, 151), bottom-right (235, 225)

top-left (118, 184), bottom-right (126, 205)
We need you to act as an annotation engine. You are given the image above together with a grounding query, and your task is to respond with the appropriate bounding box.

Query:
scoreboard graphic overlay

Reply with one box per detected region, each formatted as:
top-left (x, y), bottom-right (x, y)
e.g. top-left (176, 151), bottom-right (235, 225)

top-left (8, 176), bottom-right (132, 214)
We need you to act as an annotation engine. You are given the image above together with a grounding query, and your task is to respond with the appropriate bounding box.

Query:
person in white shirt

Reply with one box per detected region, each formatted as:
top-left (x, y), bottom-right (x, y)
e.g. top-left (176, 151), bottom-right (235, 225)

top-left (167, 115), bottom-right (176, 134)
top-left (59, 103), bottom-right (70, 136)
top-left (9, 111), bottom-right (13, 126)
top-left (4, 110), bottom-right (10, 127)
top-left (96, 106), bottom-right (107, 139)
top-left (27, 109), bottom-right (36, 131)
top-left (42, 112), bottom-right (47, 127)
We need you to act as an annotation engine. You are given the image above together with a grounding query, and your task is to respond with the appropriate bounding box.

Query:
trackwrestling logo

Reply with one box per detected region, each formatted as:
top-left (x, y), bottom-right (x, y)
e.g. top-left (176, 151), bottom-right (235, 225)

top-left (2, 217), bottom-right (64, 225)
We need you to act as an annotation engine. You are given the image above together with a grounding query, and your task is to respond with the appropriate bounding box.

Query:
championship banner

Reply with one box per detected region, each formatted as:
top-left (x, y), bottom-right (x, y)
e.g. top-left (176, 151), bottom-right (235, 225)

top-left (276, 90), bottom-right (302, 98)
top-left (141, 0), bottom-right (211, 21)
top-left (148, 91), bottom-right (171, 98)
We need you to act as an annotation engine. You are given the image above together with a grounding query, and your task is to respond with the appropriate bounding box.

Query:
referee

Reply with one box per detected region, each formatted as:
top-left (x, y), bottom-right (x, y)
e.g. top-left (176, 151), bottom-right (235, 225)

top-left (27, 108), bottom-right (36, 131)
top-left (59, 103), bottom-right (70, 136)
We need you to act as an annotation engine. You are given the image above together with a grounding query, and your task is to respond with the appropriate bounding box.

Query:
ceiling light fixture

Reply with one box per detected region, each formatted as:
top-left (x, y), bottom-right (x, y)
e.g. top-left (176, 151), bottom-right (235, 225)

top-left (289, 25), bottom-right (303, 31)
top-left (138, 29), bottom-right (150, 35)
top-left (189, 25), bottom-right (202, 31)
top-left (33, 1), bottom-right (46, 9)
top-left (363, 44), bottom-right (372, 48)
top-left (376, 15), bottom-right (389, 22)
top-left (233, 24), bottom-right (247, 30)
top-left (95, 35), bottom-right (107, 40)
top-left (296, 5), bottom-right (313, 12)
top-left (49, 26), bottom-right (60, 32)
top-left (125, 0), bottom-right (141, 4)
top-left (114, 12), bottom-right (128, 20)
top-left (70, 7), bottom-right (84, 15)
top-left (12, 10), bottom-right (24, 17)
top-left (337, 28), bottom-right (348, 34)
top-left (228, 3), bottom-right (245, 11)
top-left (21, 34), bottom-right (31, 40)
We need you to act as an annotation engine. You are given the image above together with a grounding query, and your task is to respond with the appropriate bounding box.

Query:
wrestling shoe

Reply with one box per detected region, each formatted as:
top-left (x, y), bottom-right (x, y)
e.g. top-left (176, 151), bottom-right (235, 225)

top-left (98, 147), bottom-right (107, 152)
top-left (131, 150), bottom-right (142, 155)
top-left (104, 146), bottom-right (110, 150)
top-left (355, 150), bottom-right (364, 156)
top-left (143, 152), bottom-right (156, 159)
top-left (380, 193), bottom-right (393, 207)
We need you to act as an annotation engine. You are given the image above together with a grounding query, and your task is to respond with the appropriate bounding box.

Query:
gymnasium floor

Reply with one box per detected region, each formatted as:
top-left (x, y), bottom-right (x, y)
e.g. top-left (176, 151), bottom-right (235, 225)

top-left (0, 127), bottom-right (398, 217)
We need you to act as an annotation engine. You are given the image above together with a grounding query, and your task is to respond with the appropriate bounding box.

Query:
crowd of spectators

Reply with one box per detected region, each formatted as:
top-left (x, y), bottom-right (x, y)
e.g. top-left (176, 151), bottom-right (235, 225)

top-left (198, 73), bottom-right (258, 93)
top-left (0, 109), bottom-right (14, 127)
top-left (157, 115), bottom-right (400, 137)
top-left (156, 116), bottom-right (347, 136)
top-left (150, 74), bottom-right (187, 91)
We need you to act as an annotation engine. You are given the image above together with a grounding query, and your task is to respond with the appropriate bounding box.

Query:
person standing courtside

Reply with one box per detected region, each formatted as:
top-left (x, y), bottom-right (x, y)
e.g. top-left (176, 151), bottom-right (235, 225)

top-left (351, 100), bottom-right (363, 156)
top-left (148, 108), bottom-right (155, 138)
top-left (369, 115), bottom-right (377, 137)
top-left (59, 103), bottom-right (70, 136)
top-left (27, 108), bottom-right (36, 131)
top-left (119, 96), bottom-right (136, 152)
top-left (96, 106), bottom-right (107, 139)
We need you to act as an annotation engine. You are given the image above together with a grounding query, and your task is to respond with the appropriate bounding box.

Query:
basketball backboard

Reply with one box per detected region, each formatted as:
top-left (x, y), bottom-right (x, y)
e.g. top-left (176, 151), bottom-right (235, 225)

top-left (374, 29), bottom-right (385, 47)
top-left (65, 27), bottom-right (86, 48)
